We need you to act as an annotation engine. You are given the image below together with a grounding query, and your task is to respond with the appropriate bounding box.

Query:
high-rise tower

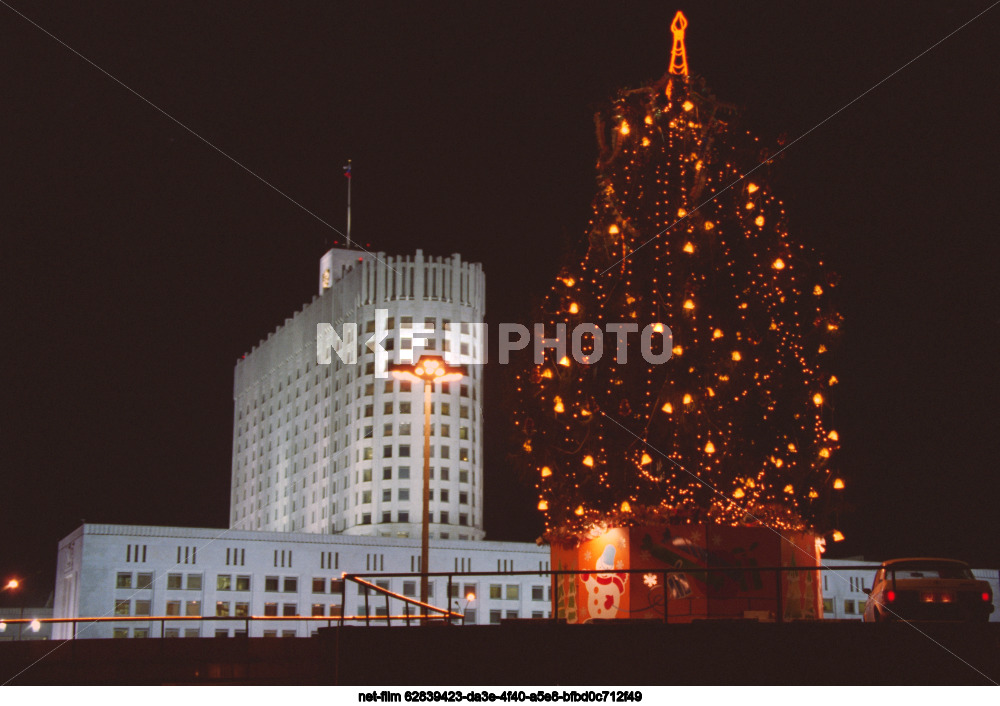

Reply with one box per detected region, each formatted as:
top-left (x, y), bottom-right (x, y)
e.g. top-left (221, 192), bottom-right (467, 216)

top-left (230, 249), bottom-right (486, 540)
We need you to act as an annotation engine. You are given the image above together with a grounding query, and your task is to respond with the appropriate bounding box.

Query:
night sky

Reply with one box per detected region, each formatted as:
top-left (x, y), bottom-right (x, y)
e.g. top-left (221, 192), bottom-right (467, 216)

top-left (3, 1), bottom-right (1000, 605)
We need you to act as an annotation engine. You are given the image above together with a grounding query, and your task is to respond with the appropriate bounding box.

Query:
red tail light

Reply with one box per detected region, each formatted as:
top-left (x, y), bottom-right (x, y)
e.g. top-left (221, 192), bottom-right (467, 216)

top-left (983, 592), bottom-right (991, 602)
top-left (886, 590), bottom-right (896, 603)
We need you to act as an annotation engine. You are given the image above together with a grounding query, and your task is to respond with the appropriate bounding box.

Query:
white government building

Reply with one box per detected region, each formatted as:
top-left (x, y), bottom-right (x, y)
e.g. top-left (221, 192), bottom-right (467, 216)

top-left (47, 248), bottom-right (999, 638)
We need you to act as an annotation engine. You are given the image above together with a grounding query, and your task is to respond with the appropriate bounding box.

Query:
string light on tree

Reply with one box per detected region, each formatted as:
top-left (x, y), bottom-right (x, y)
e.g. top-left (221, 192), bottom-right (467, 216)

top-left (514, 11), bottom-right (843, 541)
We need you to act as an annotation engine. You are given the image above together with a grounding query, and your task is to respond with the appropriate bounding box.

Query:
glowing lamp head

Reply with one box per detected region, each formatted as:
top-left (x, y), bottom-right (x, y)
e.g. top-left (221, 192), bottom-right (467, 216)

top-left (783, 484), bottom-right (794, 494)
top-left (561, 277), bottom-right (576, 287)
top-left (621, 501), bottom-right (632, 513)
top-left (747, 183), bottom-right (759, 194)
top-left (414, 366), bottom-right (424, 376)
top-left (574, 505), bottom-right (585, 516)
top-left (540, 466), bottom-right (552, 478)
top-left (608, 224), bottom-right (620, 235)
top-left (582, 455), bottom-right (594, 467)
top-left (541, 368), bottom-right (553, 379)
top-left (553, 397), bottom-right (565, 413)
top-left (756, 215), bottom-right (766, 227)
top-left (886, 589), bottom-right (896, 603)
top-left (712, 328), bottom-right (723, 339)
top-left (682, 394), bottom-right (693, 405)
top-left (4, 579), bottom-right (18, 590)
top-left (640, 452), bottom-right (652, 466)
top-left (619, 121), bottom-right (630, 135)
top-left (641, 137), bottom-right (651, 147)
top-left (537, 500), bottom-right (548, 511)
top-left (683, 242), bottom-right (694, 254)
top-left (814, 285), bottom-right (824, 296)
top-left (662, 402), bottom-right (673, 414)
top-left (677, 208), bottom-right (687, 218)
top-left (704, 441), bottom-right (715, 454)
top-left (558, 356), bottom-right (571, 367)
top-left (683, 299), bottom-right (695, 310)
top-left (732, 488), bottom-right (745, 499)
top-left (828, 430), bottom-right (839, 441)
top-left (731, 351), bottom-right (742, 362)
top-left (672, 345), bottom-right (683, 356)
top-left (466, 592), bottom-right (476, 602)
top-left (568, 302), bottom-right (579, 314)
top-left (831, 530), bottom-right (845, 542)
top-left (682, 100), bottom-right (694, 112)
top-left (29, 619), bottom-right (40, 633)
top-left (771, 257), bottom-right (785, 270)
top-left (813, 393), bottom-right (824, 406)
top-left (704, 221), bottom-right (715, 231)
top-left (652, 322), bottom-right (664, 333)
top-left (833, 478), bottom-right (845, 490)
top-left (819, 448), bottom-right (831, 459)
top-left (808, 489), bottom-right (819, 499)
top-left (644, 115), bottom-right (653, 125)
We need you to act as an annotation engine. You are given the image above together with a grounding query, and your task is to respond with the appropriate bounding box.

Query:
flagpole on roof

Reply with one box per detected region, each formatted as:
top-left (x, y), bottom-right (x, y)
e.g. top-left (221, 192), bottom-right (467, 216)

top-left (344, 159), bottom-right (352, 249)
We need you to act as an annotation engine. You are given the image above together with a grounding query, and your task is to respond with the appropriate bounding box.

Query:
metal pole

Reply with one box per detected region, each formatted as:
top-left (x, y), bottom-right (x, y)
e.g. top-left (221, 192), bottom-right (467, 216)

top-left (345, 158), bottom-right (352, 248)
top-left (775, 568), bottom-right (783, 623)
top-left (420, 379), bottom-right (432, 620)
top-left (663, 571), bottom-right (669, 624)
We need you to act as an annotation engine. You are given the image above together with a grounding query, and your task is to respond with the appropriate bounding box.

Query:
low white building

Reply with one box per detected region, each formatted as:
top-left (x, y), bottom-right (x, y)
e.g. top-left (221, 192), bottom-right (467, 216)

top-left (53, 524), bottom-right (551, 639)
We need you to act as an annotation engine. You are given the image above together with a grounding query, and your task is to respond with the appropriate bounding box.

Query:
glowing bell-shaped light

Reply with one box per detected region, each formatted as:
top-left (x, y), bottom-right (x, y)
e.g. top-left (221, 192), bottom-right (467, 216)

top-left (644, 115), bottom-right (653, 125)
top-left (537, 500), bottom-right (548, 511)
top-left (683, 299), bottom-right (695, 310)
top-left (582, 455), bottom-right (594, 467)
top-left (523, 440), bottom-right (532, 453)
top-left (731, 351), bottom-right (742, 362)
top-left (756, 215), bottom-right (766, 227)
top-left (783, 484), bottom-right (794, 494)
top-left (713, 328), bottom-right (723, 339)
top-left (608, 224), bottom-right (620, 235)
top-left (677, 208), bottom-right (687, 218)
top-left (704, 221), bottom-right (715, 231)
top-left (540, 466), bottom-right (552, 478)
top-left (828, 430), bottom-right (839, 441)
top-left (682, 394), bottom-right (693, 405)
top-left (831, 530), bottom-right (845, 542)
top-left (553, 396), bottom-right (565, 413)
top-left (619, 121), bottom-right (630, 135)
top-left (813, 393), bottom-right (824, 406)
top-left (641, 137), bottom-right (650, 147)
top-left (580, 407), bottom-right (592, 417)
top-left (819, 447), bottom-right (831, 458)
top-left (682, 100), bottom-right (694, 112)
top-left (640, 452), bottom-right (653, 466)
top-left (568, 302), bottom-right (579, 314)
top-left (788, 443), bottom-right (798, 453)
top-left (558, 356), bottom-right (571, 367)
top-left (733, 488), bottom-right (745, 499)
top-left (772, 258), bottom-right (785, 270)
top-left (704, 440), bottom-right (716, 454)
top-left (672, 345), bottom-right (683, 356)
top-left (833, 478), bottom-right (845, 490)
top-left (683, 242), bottom-right (695, 253)
top-left (653, 322), bottom-right (664, 333)
top-left (621, 501), bottom-right (632, 513)
top-left (745, 201), bottom-right (755, 210)
top-left (662, 402), bottom-right (673, 414)
top-left (808, 489), bottom-right (819, 499)
top-left (747, 183), bottom-right (759, 194)
top-left (574, 505), bottom-right (585, 516)
top-left (541, 368), bottom-right (553, 379)
top-left (562, 277), bottom-right (576, 287)
top-left (813, 284), bottom-right (823, 296)
top-left (829, 375), bottom-right (839, 385)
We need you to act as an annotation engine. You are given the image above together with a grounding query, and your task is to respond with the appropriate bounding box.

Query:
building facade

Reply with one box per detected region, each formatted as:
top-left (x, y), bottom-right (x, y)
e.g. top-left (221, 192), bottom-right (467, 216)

top-left (53, 524), bottom-right (551, 640)
top-left (230, 249), bottom-right (486, 540)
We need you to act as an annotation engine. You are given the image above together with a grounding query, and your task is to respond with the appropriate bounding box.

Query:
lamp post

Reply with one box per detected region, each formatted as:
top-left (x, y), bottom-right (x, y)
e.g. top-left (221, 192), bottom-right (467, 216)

top-left (389, 355), bottom-right (466, 618)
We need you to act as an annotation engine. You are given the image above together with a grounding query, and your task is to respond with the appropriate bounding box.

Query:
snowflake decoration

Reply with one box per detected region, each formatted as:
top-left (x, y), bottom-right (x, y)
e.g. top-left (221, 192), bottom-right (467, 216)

top-left (643, 573), bottom-right (659, 588)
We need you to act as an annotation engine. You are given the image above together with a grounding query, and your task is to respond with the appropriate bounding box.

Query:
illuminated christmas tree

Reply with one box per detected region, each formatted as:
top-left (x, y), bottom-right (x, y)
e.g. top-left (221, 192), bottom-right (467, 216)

top-left (515, 12), bottom-right (844, 542)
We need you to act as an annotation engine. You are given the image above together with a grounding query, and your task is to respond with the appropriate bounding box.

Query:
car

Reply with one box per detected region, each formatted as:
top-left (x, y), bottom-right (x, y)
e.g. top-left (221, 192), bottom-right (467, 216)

top-left (862, 558), bottom-right (994, 623)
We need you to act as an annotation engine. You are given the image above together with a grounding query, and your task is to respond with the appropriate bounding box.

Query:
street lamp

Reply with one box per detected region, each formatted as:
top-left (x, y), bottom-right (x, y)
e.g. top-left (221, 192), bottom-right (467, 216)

top-left (389, 355), bottom-right (466, 617)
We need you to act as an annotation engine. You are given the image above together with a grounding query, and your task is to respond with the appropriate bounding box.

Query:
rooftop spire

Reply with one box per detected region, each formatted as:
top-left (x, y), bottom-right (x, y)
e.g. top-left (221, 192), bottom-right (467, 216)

top-left (669, 11), bottom-right (689, 76)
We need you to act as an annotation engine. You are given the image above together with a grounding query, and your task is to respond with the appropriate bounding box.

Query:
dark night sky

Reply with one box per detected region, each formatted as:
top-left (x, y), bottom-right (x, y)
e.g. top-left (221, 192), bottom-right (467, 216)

top-left (3, 1), bottom-right (999, 604)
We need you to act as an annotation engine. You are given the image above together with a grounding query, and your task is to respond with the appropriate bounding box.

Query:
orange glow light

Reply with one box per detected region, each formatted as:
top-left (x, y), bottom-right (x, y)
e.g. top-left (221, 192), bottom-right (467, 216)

top-left (669, 12), bottom-right (690, 77)
top-left (640, 452), bottom-right (653, 466)
top-left (537, 500), bottom-right (548, 511)
top-left (582, 455), bottom-right (594, 467)
top-left (540, 466), bottom-right (552, 478)
top-left (833, 478), bottom-right (845, 489)
top-left (683, 299), bottom-right (695, 310)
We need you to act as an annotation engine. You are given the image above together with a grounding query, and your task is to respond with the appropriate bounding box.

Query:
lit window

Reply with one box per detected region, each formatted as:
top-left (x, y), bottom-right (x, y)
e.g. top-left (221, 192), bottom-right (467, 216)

top-left (167, 573), bottom-right (183, 590)
top-left (459, 448), bottom-right (469, 462)
top-left (234, 602), bottom-right (249, 617)
top-left (116, 572), bottom-right (132, 589)
top-left (113, 628), bottom-right (129, 639)
top-left (114, 600), bottom-right (130, 616)
top-left (490, 584), bottom-right (502, 600)
top-left (506, 585), bottom-right (519, 600)
top-left (400, 423), bottom-right (411, 435)
top-left (185, 600), bottom-right (201, 616)
top-left (216, 601), bottom-right (230, 617)
top-left (311, 604), bottom-right (325, 617)
top-left (441, 403), bottom-right (451, 416)
top-left (217, 575), bottom-right (232, 591)
top-left (236, 576), bottom-right (251, 591)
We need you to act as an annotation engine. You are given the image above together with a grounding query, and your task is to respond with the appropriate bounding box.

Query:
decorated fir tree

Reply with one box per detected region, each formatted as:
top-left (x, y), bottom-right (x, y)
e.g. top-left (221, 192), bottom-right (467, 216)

top-left (514, 12), bottom-right (843, 543)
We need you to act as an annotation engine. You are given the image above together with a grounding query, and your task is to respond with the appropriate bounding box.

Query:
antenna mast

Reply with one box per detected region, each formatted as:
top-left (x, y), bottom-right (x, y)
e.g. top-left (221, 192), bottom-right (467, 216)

top-left (343, 159), bottom-right (353, 248)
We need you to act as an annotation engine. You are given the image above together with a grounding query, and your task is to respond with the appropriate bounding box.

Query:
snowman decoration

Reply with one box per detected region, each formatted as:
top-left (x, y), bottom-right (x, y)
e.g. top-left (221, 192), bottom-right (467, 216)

top-left (581, 544), bottom-right (628, 620)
